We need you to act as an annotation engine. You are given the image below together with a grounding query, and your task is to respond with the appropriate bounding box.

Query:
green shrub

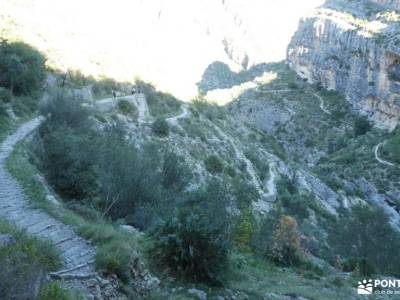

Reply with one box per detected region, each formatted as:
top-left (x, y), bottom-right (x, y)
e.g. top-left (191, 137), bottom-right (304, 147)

top-left (95, 239), bottom-right (135, 282)
top-left (0, 87), bottom-right (11, 103)
top-left (36, 125), bottom-right (99, 200)
top-left (118, 99), bottom-right (136, 116)
top-left (353, 116), bottom-right (371, 136)
top-left (152, 118), bottom-right (169, 137)
top-left (0, 40), bottom-right (46, 95)
top-left (0, 220), bottom-right (60, 299)
top-left (12, 95), bottom-right (39, 116)
top-left (204, 154), bottom-right (224, 174)
top-left (270, 215), bottom-right (306, 267)
top-left (329, 204), bottom-right (400, 276)
top-left (383, 130), bottom-right (400, 163)
top-left (161, 151), bottom-right (190, 191)
top-left (234, 208), bottom-right (257, 253)
top-left (149, 209), bottom-right (229, 284)
top-left (0, 101), bottom-right (8, 118)
top-left (40, 88), bottom-right (90, 128)
top-left (39, 282), bottom-right (72, 300)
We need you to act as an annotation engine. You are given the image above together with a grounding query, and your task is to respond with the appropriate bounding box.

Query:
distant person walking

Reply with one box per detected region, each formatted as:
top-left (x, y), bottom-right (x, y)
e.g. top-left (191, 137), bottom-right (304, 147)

top-left (131, 87), bottom-right (136, 95)
top-left (112, 90), bottom-right (116, 99)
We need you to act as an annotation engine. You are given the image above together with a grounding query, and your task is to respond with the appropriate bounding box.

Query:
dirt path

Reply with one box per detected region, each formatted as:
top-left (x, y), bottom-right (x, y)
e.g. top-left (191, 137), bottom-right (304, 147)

top-left (207, 120), bottom-right (278, 213)
top-left (374, 142), bottom-right (397, 167)
top-left (95, 93), bottom-right (151, 124)
top-left (131, 94), bottom-right (152, 124)
top-left (166, 104), bottom-right (190, 126)
top-left (0, 117), bottom-right (122, 299)
top-left (313, 93), bottom-right (331, 115)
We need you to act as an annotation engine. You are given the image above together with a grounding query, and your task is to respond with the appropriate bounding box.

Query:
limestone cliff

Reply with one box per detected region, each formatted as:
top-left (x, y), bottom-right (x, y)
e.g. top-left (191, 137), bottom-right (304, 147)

top-left (287, 0), bottom-right (400, 130)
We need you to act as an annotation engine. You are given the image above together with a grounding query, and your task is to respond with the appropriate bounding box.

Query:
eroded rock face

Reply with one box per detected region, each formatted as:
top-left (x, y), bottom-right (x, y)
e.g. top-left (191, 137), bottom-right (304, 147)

top-left (370, 0), bottom-right (400, 10)
top-left (287, 0), bottom-right (400, 130)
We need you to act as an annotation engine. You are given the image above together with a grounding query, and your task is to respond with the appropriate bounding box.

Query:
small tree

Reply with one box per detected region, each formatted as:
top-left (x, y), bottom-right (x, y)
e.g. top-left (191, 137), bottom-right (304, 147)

top-left (330, 204), bottom-right (400, 276)
top-left (270, 215), bottom-right (305, 266)
top-left (149, 209), bottom-right (229, 284)
top-left (204, 154), bottom-right (224, 174)
top-left (353, 116), bottom-right (371, 136)
top-left (152, 118), bottom-right (169, 137)
top-left (161, 151), bottom-right (190, 191)
top-left (0, 40), bottom-right (46, 95)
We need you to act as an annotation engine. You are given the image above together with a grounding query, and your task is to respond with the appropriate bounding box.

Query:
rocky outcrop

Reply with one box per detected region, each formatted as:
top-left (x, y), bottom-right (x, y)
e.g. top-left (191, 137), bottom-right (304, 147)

top-left (287, 0), bottom-right (400, 130)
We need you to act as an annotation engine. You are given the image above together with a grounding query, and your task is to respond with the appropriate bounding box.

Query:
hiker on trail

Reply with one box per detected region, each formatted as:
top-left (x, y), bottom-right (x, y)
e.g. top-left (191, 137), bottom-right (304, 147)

top-left (112, 90), bottom-right (116, 99)
top-left (131, 87), bottom-right (136, 95)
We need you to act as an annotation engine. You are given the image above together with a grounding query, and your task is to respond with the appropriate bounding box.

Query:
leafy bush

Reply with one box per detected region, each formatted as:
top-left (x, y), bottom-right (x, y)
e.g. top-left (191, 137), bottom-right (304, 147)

top-left (0, 87), bottom-right (11, 103)
top-left (0, 40), bottom-right (46, 95)
top-left (161, 151), bottom-right (190, 191)
top-left (383, 129), bottom-right (400, 164)
top-left (234, 208), bottom-right (257, 253)
top-left (329, 204), bottom-right (400, 276)
top-left (39, 282), bottom-right (73, 300)
top-left (270, 215), bottom-right (306, 267)
top-left (40, 88), bottom-right (90, 128)
top-left (253, 210), bottom-right (281, 258)
top-left (95, 239), bottom-right (135, 282)
top-left (149, 209), bottom-right (229, 284)
top-left (276, 176), bottom-right (310, 220)
top-left (12, 95), bottom-right (40, 116)
top-left (0, 220), bottom-right (60, 299)
top-left (118, 99), bottom-right (136, 116)
top-left (0, 101), bottom-right (8, 118)
top-left (135, 80), bottom-right (181, 117)
top-left (36, 125), bottom-right (99, 200)
top-left (204, 154), bottom-right (224, 174)
top-left (353, 116), bottom-right (371, 136)
top-left (152, 118), bottom-right (169, 137)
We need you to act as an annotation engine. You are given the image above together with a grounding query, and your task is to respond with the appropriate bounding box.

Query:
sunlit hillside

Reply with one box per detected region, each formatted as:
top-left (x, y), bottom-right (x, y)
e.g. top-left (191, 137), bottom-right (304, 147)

top-left (0, 0), bottom-right (323, 99)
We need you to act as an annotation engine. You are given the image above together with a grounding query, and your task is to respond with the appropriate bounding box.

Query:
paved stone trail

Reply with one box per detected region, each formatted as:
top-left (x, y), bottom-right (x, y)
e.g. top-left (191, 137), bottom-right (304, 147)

top-left (166, 104), bottom-right (190, 126)
top-left (0, 117), bottom-right (122, 299)
top-left (374, 141), bottom-right (397, 167)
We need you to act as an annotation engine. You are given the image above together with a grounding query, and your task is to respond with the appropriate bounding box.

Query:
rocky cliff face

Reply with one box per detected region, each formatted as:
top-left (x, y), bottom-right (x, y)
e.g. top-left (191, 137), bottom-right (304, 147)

top-left (287, 0), bottom-right (400, 130)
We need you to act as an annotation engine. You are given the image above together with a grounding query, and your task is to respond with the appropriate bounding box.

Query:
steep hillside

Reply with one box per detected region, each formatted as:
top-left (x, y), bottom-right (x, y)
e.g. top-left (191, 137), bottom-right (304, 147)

top-left (288, 0), bottom-right (400, 130)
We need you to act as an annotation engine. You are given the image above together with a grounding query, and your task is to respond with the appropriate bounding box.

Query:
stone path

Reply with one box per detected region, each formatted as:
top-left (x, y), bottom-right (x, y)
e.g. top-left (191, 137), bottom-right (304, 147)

top-left (133, 93), bottom-right (152, 124)
top-left (95, 93), bottom-right (151, 124)
top-left (374, 141), bottom-right (397, 167)
top-left (313, 93), bottom-right (331, 115)
top-left (0, 117), bottom-right (123, 299)
top-left (166, 104), bottom-right (190, 126)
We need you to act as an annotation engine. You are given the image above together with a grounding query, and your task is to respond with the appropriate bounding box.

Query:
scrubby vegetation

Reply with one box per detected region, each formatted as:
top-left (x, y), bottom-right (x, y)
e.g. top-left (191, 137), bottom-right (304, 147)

top-left (0, 219), bottom-right (60, 300)
top-left (353, 115), bottom-right (371, 136)
top-left (382, 127), bottom-right (400, 164)
top-left (149, 209), bottom-right (230, 284)
top-left (204, 154), bottom-right (224, 174)
top-left (330, 204), bottom-right (400, 276)
top-left (0, 40), bottom-right (46, 141)
top-left (0, 40), bottom-right (46, 96)
top-left (135, 80), bottom-right (181, 118)
top-left (4, 55), bottom-right (400, 299)
top-left (152, 118), bottom-right (170, 137)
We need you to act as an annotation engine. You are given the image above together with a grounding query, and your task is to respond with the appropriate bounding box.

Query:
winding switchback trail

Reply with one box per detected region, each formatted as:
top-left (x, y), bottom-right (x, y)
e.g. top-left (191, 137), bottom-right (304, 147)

top-left (0, 117), bottom-right (122, 298)
top-left (374, 142), bottom-right (397, 167)
top-left (314, 93), bottom-right (331, 115)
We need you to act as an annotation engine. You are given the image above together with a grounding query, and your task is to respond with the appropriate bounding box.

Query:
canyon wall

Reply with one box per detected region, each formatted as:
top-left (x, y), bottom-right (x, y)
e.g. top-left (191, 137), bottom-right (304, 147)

top-left (287, 0), bottom-right (400, 129)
